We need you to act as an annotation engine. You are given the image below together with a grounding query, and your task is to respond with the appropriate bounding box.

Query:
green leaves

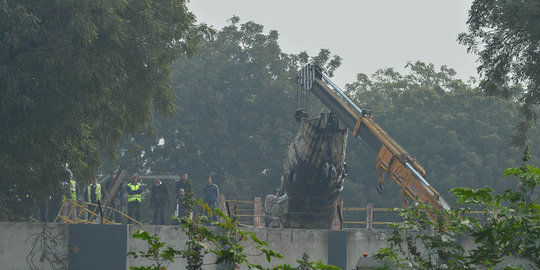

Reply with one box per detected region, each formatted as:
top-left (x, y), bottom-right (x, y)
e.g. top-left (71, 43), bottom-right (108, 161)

top-left (377, 149), bottom-right (540, 269)
top-left (128, 230), bottom-right (183, 270)
top-left (130, 196), bottom-right (339, 269)
top-left (1, 0), bottom-right (206, 217)
top-left (343, 61), bottom-right (539, 208)
top-left (452, 188), bottom-right (494, 205)
top-left (133, 17), bottom-right (340, 200)
top-left (459, 0), bottom-right (540, 146)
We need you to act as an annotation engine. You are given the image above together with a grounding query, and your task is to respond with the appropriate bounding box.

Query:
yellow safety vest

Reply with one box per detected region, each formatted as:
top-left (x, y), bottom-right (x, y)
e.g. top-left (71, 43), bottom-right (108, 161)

top-left (127, 183), bottom-right (142, 203)
top-left (69, 180), bottom-right (77, 200)
top-left (62, 180), bottom-right (77, 201)
top-left (87, 183), bottom-right (102, 202)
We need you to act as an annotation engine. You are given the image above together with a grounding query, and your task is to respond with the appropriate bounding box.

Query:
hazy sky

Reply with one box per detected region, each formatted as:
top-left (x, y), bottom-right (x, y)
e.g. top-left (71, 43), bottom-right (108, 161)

top-left (187, 0), bottom-right (478, 87)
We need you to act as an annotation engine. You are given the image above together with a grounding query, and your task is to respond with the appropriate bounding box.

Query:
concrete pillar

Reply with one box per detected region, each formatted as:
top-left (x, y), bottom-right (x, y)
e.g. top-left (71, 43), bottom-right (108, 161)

top-left (69, 224), bottom-right (127, 270)
top-left (331, 197), bottom-right (343, 230)
top-left (328, 230), bottom-right (348, 269)
top-left (366, 203), bottom-right (373, 230)
top-left (254, 197), bottom-right (263, 228)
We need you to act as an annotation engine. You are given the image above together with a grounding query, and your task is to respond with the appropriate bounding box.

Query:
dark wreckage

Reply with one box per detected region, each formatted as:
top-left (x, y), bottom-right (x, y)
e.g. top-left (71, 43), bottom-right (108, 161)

top-left (265, 65), bottom-right (450, 229)
top-left (267, 110), bottom-right (348, 229)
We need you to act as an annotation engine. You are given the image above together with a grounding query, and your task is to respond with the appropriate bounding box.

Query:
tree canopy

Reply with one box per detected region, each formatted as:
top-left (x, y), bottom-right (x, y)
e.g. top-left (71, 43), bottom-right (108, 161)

top-left (0, 0), bottom-right (205, 217)
top-left (343, 62), bottom-right (540, 207)
top-left (118, 17), bottom-right (340, 199)
top-left (458, 0), bottom-right (540, 146)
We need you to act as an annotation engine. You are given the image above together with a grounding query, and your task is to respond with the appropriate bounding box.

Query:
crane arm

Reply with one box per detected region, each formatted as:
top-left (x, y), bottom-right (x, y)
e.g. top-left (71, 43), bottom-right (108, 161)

top-left (298, 64), bottom-right (450, 211)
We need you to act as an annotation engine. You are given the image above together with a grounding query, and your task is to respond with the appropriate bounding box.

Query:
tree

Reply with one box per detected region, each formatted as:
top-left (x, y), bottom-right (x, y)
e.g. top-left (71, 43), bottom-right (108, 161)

top-left (342, 62), bottom-right (540, 210)
top-left (0, 0), bottom-right (206, 219)
top-left (458, 0), bottom-right (540, 146)
top-left (123, 17), bottom-right (339, 201)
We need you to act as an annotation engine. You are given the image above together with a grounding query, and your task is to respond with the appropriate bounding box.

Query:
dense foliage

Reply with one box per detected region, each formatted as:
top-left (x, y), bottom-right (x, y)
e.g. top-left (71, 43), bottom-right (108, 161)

top-left (121, 18), bottom-right (338, 199)
top-left (0, 0), bottom-right (205, 218)
top-left (459, 0), bottom-right (540, 146)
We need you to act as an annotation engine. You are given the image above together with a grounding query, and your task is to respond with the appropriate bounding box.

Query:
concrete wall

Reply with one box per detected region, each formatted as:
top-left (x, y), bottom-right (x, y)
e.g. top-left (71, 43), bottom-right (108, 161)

top-left (347, 230), bottom-right (390, 269)
top-left (0, 222), bottom-right (68, 270)
top-left (127, 224), bottom-right (217, 269)
top-left (245, 228), bottom-right (330, 268)
top-left (127, 226), bottom-right (330, 269)
top-left (0, 222), bottom-right (473, 270)
top-left (127, 226), bottom-right (370, 269)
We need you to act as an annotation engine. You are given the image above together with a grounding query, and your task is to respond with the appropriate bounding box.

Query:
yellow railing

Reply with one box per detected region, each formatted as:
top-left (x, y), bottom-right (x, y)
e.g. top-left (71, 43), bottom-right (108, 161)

top-left (222, 197), bottom-right (264, 228)
top-left (54, 200), bottom-right (142, 225)
top-left (342, 206), bottom-right (403, 227)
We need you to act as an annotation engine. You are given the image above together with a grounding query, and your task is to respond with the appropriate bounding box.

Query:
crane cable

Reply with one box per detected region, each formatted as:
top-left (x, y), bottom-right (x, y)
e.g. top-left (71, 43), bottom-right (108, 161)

top-left (296, 74), bottom-right (308, 111)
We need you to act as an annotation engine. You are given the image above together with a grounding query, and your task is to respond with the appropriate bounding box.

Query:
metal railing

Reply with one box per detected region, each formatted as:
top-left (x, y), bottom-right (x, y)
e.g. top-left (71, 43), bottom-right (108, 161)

top-left (220, 198), bottom-right (409, 229)
top-left (342, 204), bottom-right (403, 229)
top-left (57, 197), bottom-right (463, 229)
top-left (54, 199), bottom-right (142, 225)
top-left (220, 196), bottom-right (264, 228)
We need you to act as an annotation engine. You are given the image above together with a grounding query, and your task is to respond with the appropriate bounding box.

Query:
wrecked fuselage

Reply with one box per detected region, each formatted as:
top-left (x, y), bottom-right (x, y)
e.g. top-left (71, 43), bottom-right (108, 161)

top-left (272, 111), bottom-right (348, 229)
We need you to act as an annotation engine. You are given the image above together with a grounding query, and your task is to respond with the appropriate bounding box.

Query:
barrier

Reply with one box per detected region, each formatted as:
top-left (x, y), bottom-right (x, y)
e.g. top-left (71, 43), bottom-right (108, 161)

top-left (54, 199), bottom-right (142, 225)
top-left (219, 195), bottom-right (404, 229)
top-left (221, 196), bottom-right (264, 228)
top-left (221, 196), bottom-right (408, 229)
top-left (56, 196), bottom-right (413, 229)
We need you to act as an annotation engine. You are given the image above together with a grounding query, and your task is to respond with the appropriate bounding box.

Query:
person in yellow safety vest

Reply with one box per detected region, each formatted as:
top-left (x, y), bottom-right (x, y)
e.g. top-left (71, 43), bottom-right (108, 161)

top-left (126, 177), bottom-right (143, 223)
top-left (84, 177), bottom-right (104, 221)
top-left (84, 177), bottom-right (103, 203)
top-left (60, 178), bottom-right (77, 222)
top-left (62, 178), bottom-right (77, 202)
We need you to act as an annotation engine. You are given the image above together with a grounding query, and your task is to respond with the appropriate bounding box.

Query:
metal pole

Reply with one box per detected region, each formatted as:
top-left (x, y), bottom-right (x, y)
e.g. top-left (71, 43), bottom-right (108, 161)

top-left (321, 73), bottom-right (363, 115)
top-left (404, 162), bottom-right (434, 195)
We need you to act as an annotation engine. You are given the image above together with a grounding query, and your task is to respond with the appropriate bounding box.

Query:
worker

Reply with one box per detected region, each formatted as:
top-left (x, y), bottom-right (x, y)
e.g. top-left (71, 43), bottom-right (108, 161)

top-left (84, 177), bottom-right (104, 221)
top-left (173, 188), bottom-right (187, 224)
top-left (61, 177), bottom-right (78, 222)
top-left (150, 178), bottom-right (169, 225)
top-left (175, 173), bottom-right (191, 195)
top-left (202, 176), bottom-right (219, 221)
top-left (126, 177), bottom-right (142, 223)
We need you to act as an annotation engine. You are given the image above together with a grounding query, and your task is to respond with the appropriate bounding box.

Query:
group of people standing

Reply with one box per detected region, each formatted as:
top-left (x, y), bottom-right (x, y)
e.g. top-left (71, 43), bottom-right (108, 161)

top-left (46, 172), bottom-right (220, 225)
top-left (116, 173), bottom-right (220, 225)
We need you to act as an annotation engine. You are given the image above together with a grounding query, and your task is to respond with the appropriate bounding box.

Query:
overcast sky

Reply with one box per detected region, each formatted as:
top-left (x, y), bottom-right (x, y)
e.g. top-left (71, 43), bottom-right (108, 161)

top-left (187, 0), bottom-right (478, 87)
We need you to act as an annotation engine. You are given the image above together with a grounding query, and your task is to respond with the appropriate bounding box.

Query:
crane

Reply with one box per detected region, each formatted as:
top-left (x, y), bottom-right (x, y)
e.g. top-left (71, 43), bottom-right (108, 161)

top-left (297, 64), bottom-right (450, 213)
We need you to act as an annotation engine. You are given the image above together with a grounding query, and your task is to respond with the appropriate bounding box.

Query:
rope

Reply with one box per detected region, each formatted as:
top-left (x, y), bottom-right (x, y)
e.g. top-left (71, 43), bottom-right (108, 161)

top-left (304, 83), bottom-right (308, 111)
top-left (296, 78), bottom-right (299, 109)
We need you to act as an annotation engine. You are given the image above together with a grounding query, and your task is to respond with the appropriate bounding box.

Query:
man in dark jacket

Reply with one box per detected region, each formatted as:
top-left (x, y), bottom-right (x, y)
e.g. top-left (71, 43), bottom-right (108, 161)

top-left (173, 188), bottom-right (187, 225)
top-left (175, 173), bottom-right (191, 195)
top-left (202, 176), bottom-right (219, 221)
top-left (150, 178), bottom-right (169, 225)
top-left (84, 177), bottom-right (104, 204)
